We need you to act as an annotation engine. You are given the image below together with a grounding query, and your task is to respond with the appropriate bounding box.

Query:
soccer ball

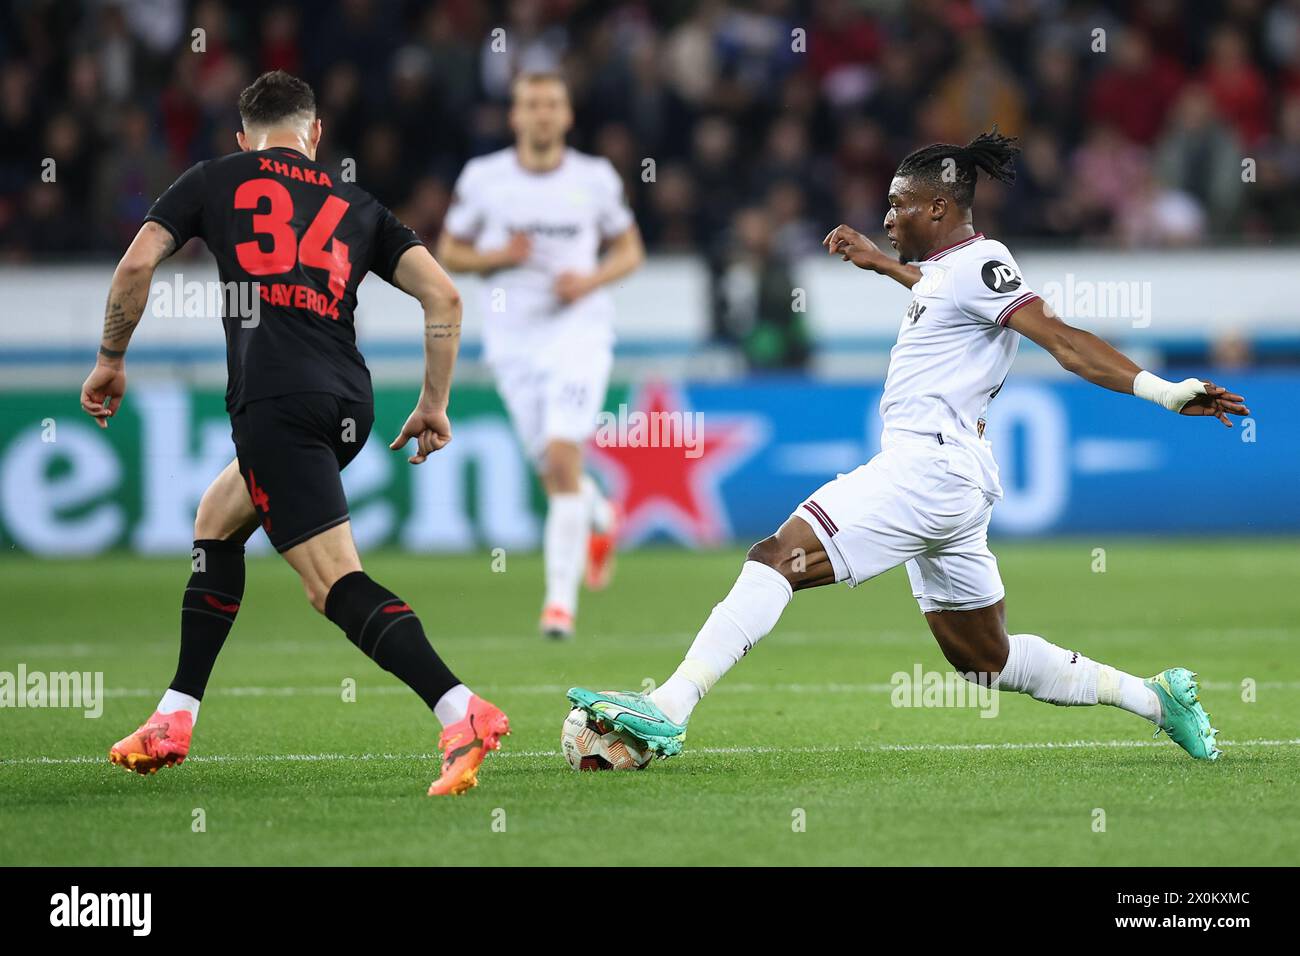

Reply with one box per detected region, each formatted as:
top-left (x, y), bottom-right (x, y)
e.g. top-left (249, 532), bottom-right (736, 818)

top-left (560, 707), bottom-right (652, 771)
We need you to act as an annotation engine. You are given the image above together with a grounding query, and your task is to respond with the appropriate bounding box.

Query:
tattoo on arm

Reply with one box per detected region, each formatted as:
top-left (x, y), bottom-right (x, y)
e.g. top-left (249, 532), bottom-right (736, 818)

top-left (153, 232), bottom-right (177, 265)
top-left (100, 294), bottom-right (145, 349)
top-left (102, 300), bottom-right (137, 342)
top-left (425, 322), bottom-right (460, 340)
top-left (99, 275), bottom-right (151, 352)
top-left (96, 224), bottom-right (175, 360)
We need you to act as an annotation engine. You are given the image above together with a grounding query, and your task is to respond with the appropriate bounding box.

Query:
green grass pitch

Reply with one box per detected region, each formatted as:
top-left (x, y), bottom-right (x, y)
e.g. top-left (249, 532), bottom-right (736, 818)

top-left (1, 539), bottom-right (1297, 866)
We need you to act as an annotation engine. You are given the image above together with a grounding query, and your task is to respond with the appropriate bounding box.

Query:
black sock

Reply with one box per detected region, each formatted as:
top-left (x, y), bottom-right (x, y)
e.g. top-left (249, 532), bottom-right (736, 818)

top-left (171, 538), bottom-right (246, 700)
top-left (323, 571), bottom-right (459, 713)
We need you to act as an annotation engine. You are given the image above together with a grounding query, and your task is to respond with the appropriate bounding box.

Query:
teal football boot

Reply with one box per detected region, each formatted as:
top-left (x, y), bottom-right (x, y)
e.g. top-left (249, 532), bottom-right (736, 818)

top-left (566, 687), bottom-right (687, 757)
top-left (1146, 667), bottom-right (1221, 761)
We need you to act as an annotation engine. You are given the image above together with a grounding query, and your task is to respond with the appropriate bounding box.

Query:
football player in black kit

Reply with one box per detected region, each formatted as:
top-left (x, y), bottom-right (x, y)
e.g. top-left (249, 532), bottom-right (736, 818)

top-left (81, 71), bottom-right (508, 796)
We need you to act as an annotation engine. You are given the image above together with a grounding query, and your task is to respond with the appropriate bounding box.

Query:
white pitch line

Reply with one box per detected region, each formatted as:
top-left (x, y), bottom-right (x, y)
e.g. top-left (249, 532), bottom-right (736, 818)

top-left (8, 627), bottom-right (1296, 658)
top-left (89, 679), bottom-right (1300, 699)
top-left (4, 738), bottom-right (1298, 768)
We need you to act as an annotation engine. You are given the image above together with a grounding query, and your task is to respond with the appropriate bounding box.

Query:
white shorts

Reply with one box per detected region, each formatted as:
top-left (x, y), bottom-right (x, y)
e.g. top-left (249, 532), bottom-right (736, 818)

top-left (492, 347), bottom-right (613, 461)
top-left (793, 437), bottom-right (1004, 613)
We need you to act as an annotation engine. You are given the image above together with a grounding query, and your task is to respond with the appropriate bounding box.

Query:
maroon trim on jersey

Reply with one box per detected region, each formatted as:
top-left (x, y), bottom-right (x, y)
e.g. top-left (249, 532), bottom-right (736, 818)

top-left (997, 292), bottom-right (1040, 326)
top-left (802, 500), bottom-right (839, 537)
top-left (923, 232), bottom-right (985, 262)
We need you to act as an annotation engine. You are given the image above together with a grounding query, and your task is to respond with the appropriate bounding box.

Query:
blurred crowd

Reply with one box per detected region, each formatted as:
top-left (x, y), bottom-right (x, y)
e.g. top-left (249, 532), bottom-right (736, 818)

top-left (3, 0), bottom-right (1300, 271)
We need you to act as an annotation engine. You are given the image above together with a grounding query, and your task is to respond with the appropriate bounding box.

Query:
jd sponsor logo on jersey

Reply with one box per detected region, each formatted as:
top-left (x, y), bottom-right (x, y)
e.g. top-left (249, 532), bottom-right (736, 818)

top-left (981, 260), bottom-right (1022, 293)
top-left (519, 221), bottom-right (581, 238)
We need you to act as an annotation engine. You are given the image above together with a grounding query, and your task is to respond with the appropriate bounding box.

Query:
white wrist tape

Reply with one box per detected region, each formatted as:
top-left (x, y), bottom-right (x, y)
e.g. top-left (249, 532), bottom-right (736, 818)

top-left (1133, 370), bottom-right (1206, 412)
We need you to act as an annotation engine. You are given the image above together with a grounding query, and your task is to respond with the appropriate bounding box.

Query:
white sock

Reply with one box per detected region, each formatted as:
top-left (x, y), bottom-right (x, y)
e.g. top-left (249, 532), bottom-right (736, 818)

top-left (433, 683), bottom-right (472, 727)
top-left (996, 633), bottom-right (1162, 724)
top-left (1098, 664), bottom-right (1164, 724)
top-left (158, 689), bottom-right (200, 723)
top-left (651, 561), bottom-right (793, 725)
top-left (544, 492), bottom-right (587, 613)
top-left (580, 474), bottom-right (614, 534)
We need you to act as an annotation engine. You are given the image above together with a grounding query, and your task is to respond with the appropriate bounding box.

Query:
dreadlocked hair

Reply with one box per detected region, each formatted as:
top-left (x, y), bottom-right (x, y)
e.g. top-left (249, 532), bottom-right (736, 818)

top-left (895, 127), bottom-right (1020, 208)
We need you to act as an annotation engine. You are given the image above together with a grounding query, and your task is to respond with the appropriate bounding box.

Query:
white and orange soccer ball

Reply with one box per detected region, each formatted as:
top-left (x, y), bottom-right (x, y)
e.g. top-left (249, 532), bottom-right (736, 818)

top-left (560, 707), bottom-right (652, 771)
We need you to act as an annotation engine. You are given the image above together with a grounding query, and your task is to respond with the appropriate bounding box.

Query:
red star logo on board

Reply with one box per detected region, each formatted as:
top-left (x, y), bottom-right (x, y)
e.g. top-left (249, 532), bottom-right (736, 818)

top-left (587, 381), bottom-right (766, 547)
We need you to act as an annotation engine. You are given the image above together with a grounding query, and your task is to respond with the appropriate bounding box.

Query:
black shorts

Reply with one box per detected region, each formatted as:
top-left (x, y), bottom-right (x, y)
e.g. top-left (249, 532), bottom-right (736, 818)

top-left (230, 392), bottom-right (375, 552)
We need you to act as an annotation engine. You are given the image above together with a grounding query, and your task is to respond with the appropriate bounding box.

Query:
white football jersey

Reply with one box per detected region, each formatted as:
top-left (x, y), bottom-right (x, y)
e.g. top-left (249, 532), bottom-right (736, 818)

top-left (443, 147), bottom-right (635, 364)
top-left (878, 233), bottom-right (1040, 499)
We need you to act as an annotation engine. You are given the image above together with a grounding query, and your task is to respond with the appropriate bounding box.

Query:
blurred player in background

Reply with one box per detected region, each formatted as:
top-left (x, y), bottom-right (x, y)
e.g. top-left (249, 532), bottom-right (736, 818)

top-left (80, 71), bottom-right (508, 796)
top-left (569, 130), bottom-right (1248, 764)
top-left (436, 72), bottom-right (645, 640)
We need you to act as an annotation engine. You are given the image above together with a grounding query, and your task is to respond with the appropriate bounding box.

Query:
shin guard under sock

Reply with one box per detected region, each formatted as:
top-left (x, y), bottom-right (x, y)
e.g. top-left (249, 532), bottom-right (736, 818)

top-left (324, 571), bottom-right (459, 713)
top-left (170, 538), bottom-right (246, 701)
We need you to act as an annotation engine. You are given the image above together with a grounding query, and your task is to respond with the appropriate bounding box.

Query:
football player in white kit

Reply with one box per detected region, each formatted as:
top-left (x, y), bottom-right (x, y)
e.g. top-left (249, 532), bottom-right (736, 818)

top-left (436, 73), bottom-right (644, 638)
top-left (568, 130), bottom-right (1249, 762)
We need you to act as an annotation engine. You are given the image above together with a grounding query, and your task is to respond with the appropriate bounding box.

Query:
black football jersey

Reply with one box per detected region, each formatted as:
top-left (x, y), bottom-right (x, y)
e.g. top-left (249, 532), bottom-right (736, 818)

top-left (145, 146), bottom-right (421, 412)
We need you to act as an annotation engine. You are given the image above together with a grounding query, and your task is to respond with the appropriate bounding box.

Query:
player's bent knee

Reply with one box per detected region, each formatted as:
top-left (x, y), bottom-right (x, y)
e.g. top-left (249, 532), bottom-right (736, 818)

top-left (303, 564), bottom-right (360, 615)
top-left (543, 470), bottom-right (581, 496)
top-left (303, 579), bottom-right (331, 615)
top-left (194, 469), bottom-right (257, 542)
top-left (194, 514), bottom-right (235, 542)
top-left (194, 511), bottom-right (252, 543)
top-left (943, 646), bottom-right (1003, 681)
top-left (747, 524), bottom-right (835, 590)
top-left (745, 535), bottom-right (784, 570)
top-left (541, 449), bottom-right (582, 495)
top-left (930, 613), bottom-right (1009, 678)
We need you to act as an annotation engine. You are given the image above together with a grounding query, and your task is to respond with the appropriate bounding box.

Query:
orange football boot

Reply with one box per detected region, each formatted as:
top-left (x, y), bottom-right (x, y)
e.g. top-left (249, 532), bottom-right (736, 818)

top-left (585, 504), bottom-right (620, 591)
top-left (109, 709), bottom-right (194, 775)
top-left (540, 604), bottom-right (575, 639)
top-left (428, 695), bottom-right (510, 796)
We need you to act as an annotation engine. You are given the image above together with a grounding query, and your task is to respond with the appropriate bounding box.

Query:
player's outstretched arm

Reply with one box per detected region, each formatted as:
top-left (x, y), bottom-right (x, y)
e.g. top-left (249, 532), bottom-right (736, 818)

top-left (822, 223), bottom-right (922, 289)
top-left (388, 244), bottom-right (462, 463)
top-left (434, 229), bottom-right (531, 276)
top-left (79, 222), bottom-right (176, 428)
top-left (1006, 298), bottom-right (1250, 427)
top-left (555, 225), bottom-right (645, 304)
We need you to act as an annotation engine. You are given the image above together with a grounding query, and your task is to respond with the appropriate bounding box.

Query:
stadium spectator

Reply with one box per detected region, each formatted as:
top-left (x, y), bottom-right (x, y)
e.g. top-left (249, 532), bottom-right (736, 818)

top-left (806, 0), bottom-right (881, 106)
top-left (716, 205), bottom-right (810, 370)
top-left (1071, 123), bottom-right (1151, 235)
top-left (1249, 93), bottom-right (1300, 235)
top-left (259, 5), bottom-right (302, 76)
top-left (1115, 167), bottom-right (1207, 247)
top-left (5, 0), bottom-right (1300, 261)
top-left (479, 0), bottom-right (567, 100)
top-left (929, 30), bottom-right (1025, 144)
top-left (1003, 128), bottom-right (1080, 240)
top-left (1210, 328), bottom-right (1256, 369)
top-left (1155, 85), bottom-right (1246, 234)
top-left (95, 104), bottom-right (176, 251)
top-left (1087, 29), bottom-right (1184, 145)
top-left (640, 161), bottom-right (698, 251)
top-left (862, 47), bottom-right (924, 153)
top-left (1201, 25), bottom-right (1271, 148)
top-left (1025, 45), bottom-right (1087, 151)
